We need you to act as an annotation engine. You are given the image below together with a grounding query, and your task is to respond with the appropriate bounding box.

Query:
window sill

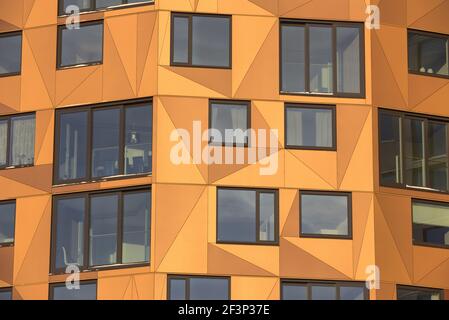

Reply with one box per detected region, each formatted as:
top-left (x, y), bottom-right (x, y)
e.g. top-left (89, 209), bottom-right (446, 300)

top-left (57, 61), bottom-right (102, 71)
top-left (50, 262), bottom-right (150, 276)
top-left (0, 243), bottom-right (14, 248)
top-left (53, 172), bottom-right (152, 187)
top-left (300, 234), bottom-right (352, 240)
top-left (0, 164), bottom-right (34, 171)
top-left (58, 1), bottom-right (154, 17)
top-left (170, 63), bottom-right (232, 70)
top-left (0, 72), bottom-right (21, 78)
top-left (286, 146), bottom-right (336, 152)
top-left (380, 183), bottom-right (449, 196)
top-left (216, 240), bottom-right (279, 247)
top-left (280, 91), bottom-right (365, 99)
top-left (413, 242), bottom-right (449, 250)
top-left (409, 70), bottom-right (449, 80)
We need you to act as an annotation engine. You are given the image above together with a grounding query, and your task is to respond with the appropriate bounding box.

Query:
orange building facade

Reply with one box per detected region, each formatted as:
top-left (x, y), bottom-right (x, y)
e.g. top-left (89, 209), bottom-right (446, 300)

top-left (0, 0), bottom-right (448, 300)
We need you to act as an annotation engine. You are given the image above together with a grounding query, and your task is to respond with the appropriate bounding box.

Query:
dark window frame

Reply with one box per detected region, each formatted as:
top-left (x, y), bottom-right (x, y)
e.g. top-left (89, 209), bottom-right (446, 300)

top-left (0, 30), bottom-right (22, 78)
top-left (50, 185), bottom-right (152, 275)
top-left (53, 98), bottom-right (153, 185)
top-left (167, 275), bottom-right (231, 300)
top-left (57, 20), bottom-right (104, 70)
top-left (0, 200), bottom-right (16, 247)
top-left (281, 280), bottom-right (368, 300)
top-left (0, 112), bottom-right (36, 170)
top-left (0, 287), bottom-right (13, 300)
top-left (379, 108), bottom-right (449, 194)
top-left (396, 284), bottom-right (444, 300)
top-left (57, 0), bottom-right (154, 16)
top-left (299, 191), bottom-right (353, 240)
top-left (412, 198), bottom-right (449, 250)
top-left (279, 19), bottom-right (366, 98)
top-left (49, 280), bottom-right (97, 300)
top-left (216, 187), bottom-right (279, 246)
top-left (170, 12), bottom-right (232, 69)
top-left (284, 103), bottom-right (337, 151)
top-left (408, 29), bottom-right (449, 80)
top-left (208, 100), bottom-right (251, 147)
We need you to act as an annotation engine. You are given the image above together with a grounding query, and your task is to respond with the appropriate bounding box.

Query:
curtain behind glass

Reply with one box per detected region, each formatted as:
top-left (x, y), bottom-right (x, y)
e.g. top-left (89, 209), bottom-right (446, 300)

top-left (0, 121), bottom-right (7, 166)
top-left (10, 115), bottom-right (35, 166)
top-left (286, 109), bottom-right (303, 146)
top-left (211, 103), bottom-right (247, 145)
top-left (315, 110), bottom-right (332, 147)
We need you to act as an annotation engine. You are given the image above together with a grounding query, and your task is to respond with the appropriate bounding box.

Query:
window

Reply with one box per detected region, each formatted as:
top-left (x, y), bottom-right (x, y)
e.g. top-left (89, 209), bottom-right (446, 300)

top-left (0, 113), bottom-right (35, 169)
top-left (58, 21), bottom-right (103, 69)
top-left (50, 281), bottom-right (97, 300)
top-left (281, 281), bottom-right (367, 300)
top-left (0, 288), bottom-right (12, 300)
top-left (285, 104), bottom-right (336, 150)
top-left (171, 13), bottom-right (231, 68)
top-left (217, 188), bottom-right (278, 245)
top-left (209, 101), bottom-right (249, 146)
top-left (58, 0), bottom-right (154, 15)
top-left (408, 30), bottom-right (449, 78)
top-left (300, 192), bottom-right (352, 238)
top-left (0, 31), bottom-right (22, 77)
top-left (51, 188), bottom-right (151, 273)
top-left (54, 100), bottom-right (152, 184)
top-left (168, 276), bottom-right (230, 300)
top-left (280, 21), bottom-right (364, 97)
top-left (413, 200), bottom-right (449, 248)
top-left (0, 201), bottom-right (15, 246)
top-left (379, 110), bottom-right (449, 192)
top-left (397, 285), bottom-right (443, 300)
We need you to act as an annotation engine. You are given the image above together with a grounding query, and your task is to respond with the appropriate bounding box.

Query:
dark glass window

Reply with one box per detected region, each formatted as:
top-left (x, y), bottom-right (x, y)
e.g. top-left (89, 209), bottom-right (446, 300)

top-left (0, 288), bottom-right (12, 300)
top-left (52, 188), bottom-right (151, 273)
top-left (55, 100), bottom-right (152, 184)
top-left (0, 201), bottom-right (15, 246)
top-left (379, 110), bottom-right (449, 192)
top-left (0, 31), bottom-right (22, 76)
top-left (209, 101), bottom-right (249, 146)
top-left (217, 188), bottom-right (278, 244)
top-left (59, 0), bottom-right (153, 16)
top-left (281, 21), bottom-right (364, 97)
top-left (50, 281), bottom-right (97, 300)
top-left (397, 285), bottom-right (442, 300)
top-left (300, 192), bottom-right (351, 238)
top-left (168, 276), bottom-right (230, 300)
top-left (413, 200), bottom-right (449, 248)
top-left (0, 113), bottom-right (35, 169)
top-left (171, 13), bottom-right (231, 68)
top-left (282, 281), bottom-right (367, 300)
top-left (58, 21), bottom-right (103, 68)
top-left (408, 31), bottom-right (449, 78)
top-left (285, 105), bottom-right (335, 149)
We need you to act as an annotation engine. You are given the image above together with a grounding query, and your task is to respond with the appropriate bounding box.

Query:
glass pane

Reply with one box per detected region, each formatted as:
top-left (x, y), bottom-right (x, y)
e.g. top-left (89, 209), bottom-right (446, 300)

top-left (122, 191), bottom-right (151, 264)
top-left (51, 283), bottom-right (96, 300)
top-left (413, 201), bottom-right (449, 247)
top-left (0, 120), bottom-right (7, 166)
top-left (210, 103), bottom-right (248, 145)
top-left (89, 194), bottom-right (118, 266)
top-left (0, 290), bottom-right (12, 300)
top-left (259, 193), bottom-right (275, 242)
top-left (337, 27), bottom-right (361, 94)
top-left (169, 279), bottom-right (186, 300)
top-left (192, 16), bottom-right (230, 67)
top-left (301, 194), bottom-right (349, 236)
top-left (60, 23), bottom-right (103, 67)
top-left (96, 0), bottom-right (122, 9)
top-left (61, 0), bottom-right (93, 13)
top-left (403, 118), bottom-right (425, 187)
top-left (217, 189), bottom-right (256, 243)
top-left (340, 286), bottom-right (365, 300)
top-left (281, 25), bottom-right (305, 93)
top-left (311, 285), bottom-right (336, 300)
top-left (282, 284), bottom-right (308, 300)
top-left (0, 202), bottom-right (15, 244)
top-left (58, 111), bottom-right (88, 181)
top-left (397, 287), bottom-right (441, 300)
top-left (10, 114), bottom-right (35, 166)
top-left (55, 197), bottom-right (85, 270)
top-left (379, 112), bottom-right (402, 185)
top-left (286, 107), bottom-right (333, 148)
top-left (125, 104), bottom-right (152, 175)
top-left (408, 32), bottom-right (449, 76)
top-left (189, 278), bottom-right (229, 300)
top-left (92, 108), bottom-right (120, 178)
top-left (309, 26), bottom-right (333, 94)
top-left (172, 16), bottom-right (189, 64)
top-left (0, 33), bottom-right (22, 75)
top-left (428, 122), bottom-right (448, 191)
